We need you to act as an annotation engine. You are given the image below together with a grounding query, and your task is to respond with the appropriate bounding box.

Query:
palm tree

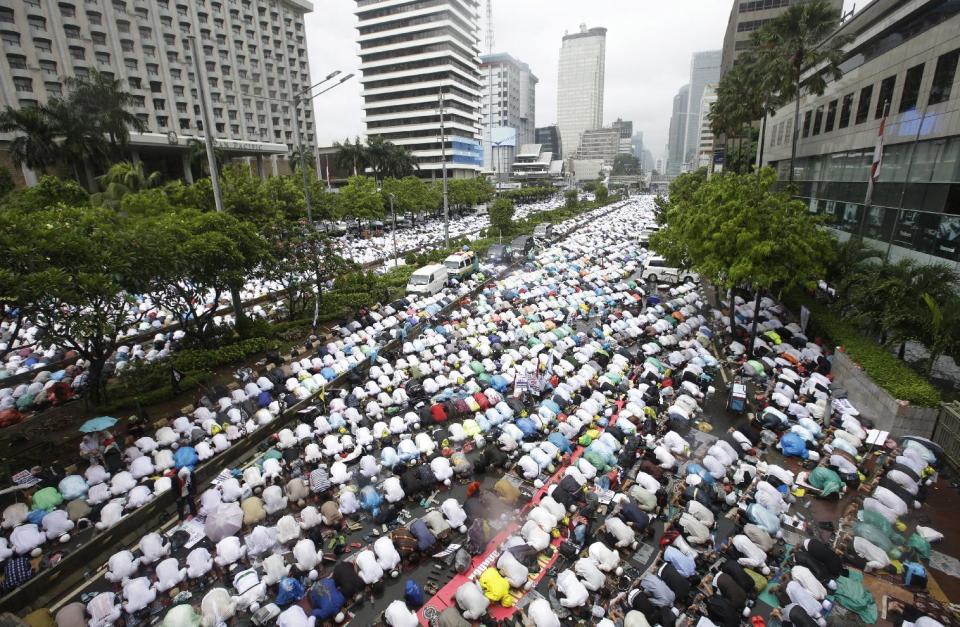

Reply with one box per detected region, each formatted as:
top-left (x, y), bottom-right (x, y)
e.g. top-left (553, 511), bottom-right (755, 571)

top-left (824, 238), bottom-right (881, 300)
top-left (0, 106), bottom-right (60, 172)
top-left (333, 137), bottom-right (367, 177)
top-left (91, 161), bottom-right (162, 209)
top-left (290, 144), bottom-right (315, 172)
top-left (365, 135), bottom-right (390, 182)
top-left (43, 97), bottom-right (109, 188)
top-left (188, 138), bottom-right (225, 176)
top-left (383, 143), bottom-right (418, 179)
top-left (66, 68), bottom-right (147, 154)
top-left (752, 1), bottom-right (850, 181)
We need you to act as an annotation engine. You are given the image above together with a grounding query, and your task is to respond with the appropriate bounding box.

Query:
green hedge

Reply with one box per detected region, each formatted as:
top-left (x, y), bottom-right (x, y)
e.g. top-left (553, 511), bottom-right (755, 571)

top-left (792, 296), bottom-right (941, 407)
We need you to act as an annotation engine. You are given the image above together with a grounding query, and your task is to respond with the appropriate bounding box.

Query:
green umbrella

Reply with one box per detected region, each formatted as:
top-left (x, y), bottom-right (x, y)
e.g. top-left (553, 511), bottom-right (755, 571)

top-left (32, 486), bottom-right (63, 511)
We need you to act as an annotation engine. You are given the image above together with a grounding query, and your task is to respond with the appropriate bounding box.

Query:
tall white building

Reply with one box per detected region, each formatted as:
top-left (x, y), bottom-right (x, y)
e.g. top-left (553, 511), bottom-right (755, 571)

top-left (354, 0), bottom-right (483, 178)
top-left (0, 0), bottom-right (314, 184)
top-left (697, 84), bottom-right (717, 170)
top-left (557, 24), bottom-right (606, 165)
top-left (480, 52), bottom-right (537, 180)
top-left (683, 50), bottom-right (721, 169)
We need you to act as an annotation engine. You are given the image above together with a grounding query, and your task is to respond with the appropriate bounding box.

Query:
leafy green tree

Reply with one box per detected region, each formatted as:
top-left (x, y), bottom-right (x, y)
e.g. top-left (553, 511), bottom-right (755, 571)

top-left (489, 198), bottom-right (515, 237)
top-left (653, 168), bottom-right (833, 352)
top-left (260, 220), bottom-right (353, 323)
top-left (135, 210), bottom-right (267, 346)
top-left (752, 0), bottom-right (849, 181)
top-left (91, 161), bottom-right (163, 209)
top-left (2, 175), bottom-right (89, 212)
top-left (1, 205), bottom-right (157, 402)
top-left (595, 184), bottom-right (609, 203)
top-left (565, 189), bottom-right (579, 208)
top-left (262, 173), bottom-right (305, 222)
top-left (0, 107), bottom-right (60, 173)
top-left (219, 164), bottom-right (276, 226)
top-left (40, 98), bottom-right (108, 188)
top-left (338, 175), bottom-right (383, 221)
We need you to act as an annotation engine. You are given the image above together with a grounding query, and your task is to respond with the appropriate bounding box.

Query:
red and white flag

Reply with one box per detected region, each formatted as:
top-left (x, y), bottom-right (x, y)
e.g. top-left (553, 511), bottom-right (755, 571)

top-left (865, 106), bottom-right (888, 205)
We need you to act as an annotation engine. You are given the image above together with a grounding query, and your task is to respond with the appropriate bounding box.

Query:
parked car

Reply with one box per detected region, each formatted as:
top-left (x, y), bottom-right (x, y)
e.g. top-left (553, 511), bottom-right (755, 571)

top-left (534, 223), bottom-right (554, 239)
top-left (508, 236), bottom-right (534, 258)
top-left (485, 244), bottom-right (513, 264)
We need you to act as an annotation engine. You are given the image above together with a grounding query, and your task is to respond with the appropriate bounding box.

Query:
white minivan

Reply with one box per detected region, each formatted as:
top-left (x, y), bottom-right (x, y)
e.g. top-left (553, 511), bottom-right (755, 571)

top-left (642, 256), bottom-right (699, 284)
top-left (406, 264), bottom-right (448, 296)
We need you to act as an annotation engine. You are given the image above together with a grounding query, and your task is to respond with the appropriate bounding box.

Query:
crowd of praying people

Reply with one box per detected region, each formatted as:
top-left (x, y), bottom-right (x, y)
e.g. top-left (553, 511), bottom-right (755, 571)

top-left (0, 197), bottom-right (952, 627)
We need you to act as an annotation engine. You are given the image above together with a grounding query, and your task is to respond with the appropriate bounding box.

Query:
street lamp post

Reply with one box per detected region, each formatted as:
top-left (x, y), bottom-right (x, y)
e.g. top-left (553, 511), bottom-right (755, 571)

top-left (291, 72), bottom-right (354, 224)
top-left (438, 89), bottom-right (449, 248)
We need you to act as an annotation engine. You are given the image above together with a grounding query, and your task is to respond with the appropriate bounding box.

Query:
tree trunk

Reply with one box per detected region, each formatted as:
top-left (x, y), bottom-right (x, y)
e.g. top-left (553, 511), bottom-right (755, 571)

top-left (230, 284), bottom-right (250, 338)
top-left (83, 160), bottom-right (97, 192)
top-left (789, 75), bottom-right (801, 182)
top-left (748, 288), bottom-right (763, 357)
top-left (87, 358), bottom-right (106, 405)
top-left (898, 342), bottom-right (906, 360)
top-left (729, 287), bottom-right (737, 338)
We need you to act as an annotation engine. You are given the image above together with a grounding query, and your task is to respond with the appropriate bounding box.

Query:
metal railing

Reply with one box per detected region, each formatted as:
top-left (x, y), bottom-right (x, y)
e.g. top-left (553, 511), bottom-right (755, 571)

top-left (933, 401), bottom-right (960, 473)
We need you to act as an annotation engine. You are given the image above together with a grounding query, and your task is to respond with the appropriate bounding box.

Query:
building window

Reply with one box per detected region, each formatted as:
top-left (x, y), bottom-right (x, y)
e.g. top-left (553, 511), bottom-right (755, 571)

top-left (92, 31), bottom-right (106, 45)
top-left (95, 51), bottom-right (109, 65)
top-left (13, 77), bottom-right (33, 92)
top-left (838, 93), bottom-right (853, 129)
top-left (69, 46), bottom-right (85, 60)
top-left (87, 11), bottom-right (101, 25)
top-left (824, 99), bottom-right (838, 133)
top-left (34, 37), bottom-right (52, 53)
top-left (876, 75), bottom-right (896, 118)
top-left (59, 3), bottom-right (76, 18)
top-left (855, 84), bottom-right (872, 124)
top-left (802, 110), bottom-right (812, 138)
top-left (6, 53), bottom-right (27, 69)
top-left (1, 30), bottom-right (21, 47)
top-left (812, 105), bottom-right (824, 136)
top-left (929, 48), bottom-right (960, 106)
top-left (899, 63), bottom-right (924, 113)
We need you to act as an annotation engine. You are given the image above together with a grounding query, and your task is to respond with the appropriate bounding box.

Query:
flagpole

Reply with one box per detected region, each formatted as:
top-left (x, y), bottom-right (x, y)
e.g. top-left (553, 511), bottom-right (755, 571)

top-left (856, 100), bottom-right (889, 241)
top-left (885, 106), bottom-right (929, 261)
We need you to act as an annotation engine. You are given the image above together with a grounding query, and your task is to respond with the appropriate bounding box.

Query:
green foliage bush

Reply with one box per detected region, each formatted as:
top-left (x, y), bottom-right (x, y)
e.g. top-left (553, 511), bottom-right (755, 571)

top-left (792, 296), bottom-right (941, 406)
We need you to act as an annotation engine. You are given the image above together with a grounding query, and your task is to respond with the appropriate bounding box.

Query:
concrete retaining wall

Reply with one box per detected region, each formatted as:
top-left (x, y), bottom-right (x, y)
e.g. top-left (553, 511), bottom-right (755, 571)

top-left (831, 350), bottom-right (940, 439)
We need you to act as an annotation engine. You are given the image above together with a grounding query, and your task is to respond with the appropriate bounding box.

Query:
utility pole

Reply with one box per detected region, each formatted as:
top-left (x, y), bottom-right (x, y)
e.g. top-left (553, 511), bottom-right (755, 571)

top-left (292, 98), bottom-right (312, 223)
top-left (190, 35), bottom-right (223, 212)
top-left (439, 89), bottom-right (450, 248)
top-left (388, 193), bottom-right (398, 264)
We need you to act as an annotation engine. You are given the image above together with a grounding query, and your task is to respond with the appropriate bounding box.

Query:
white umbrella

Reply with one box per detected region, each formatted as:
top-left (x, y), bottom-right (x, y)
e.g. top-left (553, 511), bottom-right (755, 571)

top-left (204, 502), bottom-right (243, 543)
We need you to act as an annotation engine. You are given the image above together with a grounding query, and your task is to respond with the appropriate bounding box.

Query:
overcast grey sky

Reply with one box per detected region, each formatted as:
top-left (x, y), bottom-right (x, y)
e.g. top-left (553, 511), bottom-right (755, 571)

top-left (304, 0), bottom-right (857, 162)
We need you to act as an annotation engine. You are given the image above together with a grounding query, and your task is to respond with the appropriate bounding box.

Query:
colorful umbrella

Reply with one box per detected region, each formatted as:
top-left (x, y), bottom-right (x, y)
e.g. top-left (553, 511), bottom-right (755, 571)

top-left (79, 416), bottom-right (118, 433)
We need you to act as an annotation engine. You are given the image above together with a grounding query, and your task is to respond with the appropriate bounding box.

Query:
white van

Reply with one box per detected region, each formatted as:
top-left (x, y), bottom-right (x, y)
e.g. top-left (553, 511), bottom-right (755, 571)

top-left (642, 256), bottom-right (699, 284)
top-left (406, 264), bottom-right (448, 296)
top-left (443, 251), bottom-right (477, 279)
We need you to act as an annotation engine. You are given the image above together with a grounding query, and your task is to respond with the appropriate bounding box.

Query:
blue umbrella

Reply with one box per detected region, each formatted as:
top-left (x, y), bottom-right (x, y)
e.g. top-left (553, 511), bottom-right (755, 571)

top-left (79, 416), bottom-right (118, 433)
top-left (174, 446), bottom-right (199, 470)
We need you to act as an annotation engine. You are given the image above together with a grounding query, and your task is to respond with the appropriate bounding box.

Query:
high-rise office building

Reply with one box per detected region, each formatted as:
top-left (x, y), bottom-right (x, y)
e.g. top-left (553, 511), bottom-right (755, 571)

top-left (683, 50), bottom-right (721, 169)
top-left (720, 0), bottom-right (844, 77)
top-left (557, 24), bottom-right (606, 164)
top-left (535, 125), bottom-right (562, 159)
top-left (697, 84), bottom-right (717, 169)
top-left (0, 0), bottom-right (315, 185)
top-left (666, 84), bottom-right (689, 176)
top-left (354, 0), bottom-right (483, 178)
top-left (480, 52), bottom-right (537, 179)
